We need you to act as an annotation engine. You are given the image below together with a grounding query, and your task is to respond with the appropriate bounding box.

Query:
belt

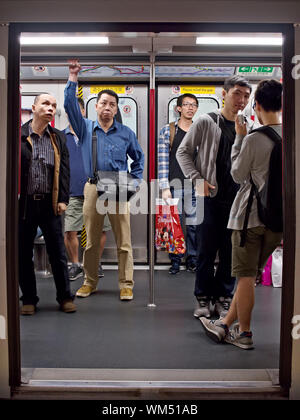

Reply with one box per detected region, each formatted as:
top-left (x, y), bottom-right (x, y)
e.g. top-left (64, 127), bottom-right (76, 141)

top-left (29, 193), bottom-right (51, 200)
top-left (88, 177), bottom-right (97, 184)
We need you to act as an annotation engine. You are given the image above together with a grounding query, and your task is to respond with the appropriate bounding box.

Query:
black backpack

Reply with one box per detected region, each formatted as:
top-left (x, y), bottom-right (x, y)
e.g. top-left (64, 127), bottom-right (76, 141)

top-left (240, 126), bottom-right (283, 247)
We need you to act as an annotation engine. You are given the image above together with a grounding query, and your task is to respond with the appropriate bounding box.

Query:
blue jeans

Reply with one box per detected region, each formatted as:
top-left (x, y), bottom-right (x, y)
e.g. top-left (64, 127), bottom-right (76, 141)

top-left (194, 197), bottom-right (236, 300)
top-left (169, 188), bottom-right (197, 267)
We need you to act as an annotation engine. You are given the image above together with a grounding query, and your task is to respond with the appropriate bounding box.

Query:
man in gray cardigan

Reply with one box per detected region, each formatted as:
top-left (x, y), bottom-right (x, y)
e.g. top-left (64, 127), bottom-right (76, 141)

top-left (176, 76), bottom-right (251, 319)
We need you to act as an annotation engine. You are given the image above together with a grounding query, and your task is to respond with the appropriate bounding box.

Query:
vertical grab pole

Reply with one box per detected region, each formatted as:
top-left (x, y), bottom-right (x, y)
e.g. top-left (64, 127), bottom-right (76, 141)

top-left (148, 47), bottom-right (156, 308)
top-left (148, 180), bottom-right (156, 308)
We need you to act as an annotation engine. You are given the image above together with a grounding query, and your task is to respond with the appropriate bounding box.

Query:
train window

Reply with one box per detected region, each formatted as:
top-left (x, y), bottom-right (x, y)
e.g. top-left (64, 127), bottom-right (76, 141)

top-left (86, 96), bottom-right (138, 136)
top-left (168, 96), bottom-right (219, 122)
top-left (86, 95), bottom-right (139, 172)
top-left (21, 95), bottom-right (35, 125)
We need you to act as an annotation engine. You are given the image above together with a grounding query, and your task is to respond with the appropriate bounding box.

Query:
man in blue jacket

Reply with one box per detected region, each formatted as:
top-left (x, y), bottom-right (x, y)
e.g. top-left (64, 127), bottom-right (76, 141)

top-left (64, 97), bottom-right (111, 280)
top-left (64, 59), bottom-right (144, 301)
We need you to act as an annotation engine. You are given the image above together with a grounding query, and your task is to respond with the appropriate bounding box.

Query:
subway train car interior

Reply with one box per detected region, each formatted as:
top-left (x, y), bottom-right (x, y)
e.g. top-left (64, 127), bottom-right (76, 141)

top-left (1, 0), bottom-right (300, 401)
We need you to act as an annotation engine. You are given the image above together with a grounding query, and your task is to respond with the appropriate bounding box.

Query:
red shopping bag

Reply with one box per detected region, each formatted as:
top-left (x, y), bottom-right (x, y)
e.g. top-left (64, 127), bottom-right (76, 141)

top-left (155, 199), bottom-right (186, 255)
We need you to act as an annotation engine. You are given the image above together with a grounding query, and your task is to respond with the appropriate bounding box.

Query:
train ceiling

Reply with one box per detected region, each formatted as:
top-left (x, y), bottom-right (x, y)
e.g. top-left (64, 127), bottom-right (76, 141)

top-left (20, 31), bottom-right (282, 61)
top-left (20, 31), bottom-right (282, 80)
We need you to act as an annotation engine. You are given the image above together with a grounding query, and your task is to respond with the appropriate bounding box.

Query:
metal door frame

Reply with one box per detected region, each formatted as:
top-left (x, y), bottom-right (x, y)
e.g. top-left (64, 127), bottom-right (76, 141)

top-left (6, 22), bottom-right (294, 394)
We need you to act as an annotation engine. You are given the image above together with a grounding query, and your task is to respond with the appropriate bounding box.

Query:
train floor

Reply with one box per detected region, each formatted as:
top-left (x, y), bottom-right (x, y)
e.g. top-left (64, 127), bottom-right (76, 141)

top-left (20, 268), bottom-right (281, 370)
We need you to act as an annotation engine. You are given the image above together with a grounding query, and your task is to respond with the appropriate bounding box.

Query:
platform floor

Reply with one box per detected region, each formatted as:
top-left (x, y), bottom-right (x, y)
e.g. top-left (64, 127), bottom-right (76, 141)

top-left (20, 269), bottom-right (281, 370)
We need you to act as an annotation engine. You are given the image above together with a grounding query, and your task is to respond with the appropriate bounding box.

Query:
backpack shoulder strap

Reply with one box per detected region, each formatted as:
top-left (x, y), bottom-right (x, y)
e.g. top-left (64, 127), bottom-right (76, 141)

top-left (208, 111), bottom-right (236, 142)
top-left (250, 125), bottom-right (282, 144)
top-left (208, 112), bottom-right (218, 125)
top-left (240, 180), bottom-right (256, 247)
top-left (169, 121), bottom-right (176, 150)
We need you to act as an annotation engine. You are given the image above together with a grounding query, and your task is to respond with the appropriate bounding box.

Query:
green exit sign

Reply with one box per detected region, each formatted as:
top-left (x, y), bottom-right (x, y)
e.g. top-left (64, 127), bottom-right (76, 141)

top-left (238, 66), bottom-right (274, 74)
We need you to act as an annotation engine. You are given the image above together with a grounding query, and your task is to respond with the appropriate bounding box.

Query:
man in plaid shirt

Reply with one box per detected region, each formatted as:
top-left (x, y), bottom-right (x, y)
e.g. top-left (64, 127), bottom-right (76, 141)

top-left (158, 93), bottom-right (198, 274)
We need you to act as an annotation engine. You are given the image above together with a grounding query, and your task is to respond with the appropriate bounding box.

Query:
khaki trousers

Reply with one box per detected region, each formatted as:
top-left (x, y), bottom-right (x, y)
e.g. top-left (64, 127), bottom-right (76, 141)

top-left (82, 182), bottom-right (134, 289)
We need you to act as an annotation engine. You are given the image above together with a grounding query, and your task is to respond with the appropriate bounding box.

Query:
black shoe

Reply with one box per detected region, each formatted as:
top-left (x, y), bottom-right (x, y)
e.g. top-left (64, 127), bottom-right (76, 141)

top-left (169, 265), bottom-right (180, 275)
top-left (186, 262), bottom-right (197, 273)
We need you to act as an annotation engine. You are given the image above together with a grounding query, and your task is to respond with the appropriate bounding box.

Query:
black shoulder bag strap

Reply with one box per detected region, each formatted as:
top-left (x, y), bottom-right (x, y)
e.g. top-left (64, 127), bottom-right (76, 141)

top-left (91, 126), bottom-right (98, 183)
top-left (252, 125), bottom-right (282, 143)
top-left (240, 180), bottom-right (256, 247)
top-left (208, 112), bottom-right (234, 140)
top-left (208, 111), bottom-right (218, 125)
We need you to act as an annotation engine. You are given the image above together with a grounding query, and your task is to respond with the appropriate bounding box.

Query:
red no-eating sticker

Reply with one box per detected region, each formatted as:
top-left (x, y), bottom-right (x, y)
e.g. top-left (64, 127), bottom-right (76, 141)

top-left (123, 105), bottom-right (131, 114)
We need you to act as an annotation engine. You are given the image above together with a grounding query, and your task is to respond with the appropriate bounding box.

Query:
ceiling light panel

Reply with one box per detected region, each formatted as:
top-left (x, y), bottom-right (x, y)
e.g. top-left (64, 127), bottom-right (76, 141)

top-left (196, 36), bottom-right (282, 46)
top-left (20, 36), bottom-right (109, 45)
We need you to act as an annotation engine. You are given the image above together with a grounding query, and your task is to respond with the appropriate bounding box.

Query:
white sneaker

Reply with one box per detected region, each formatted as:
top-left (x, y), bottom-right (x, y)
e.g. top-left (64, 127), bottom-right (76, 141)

top-left (225, 329), bottom-right (254, 350)
top-left (199, 317), bottom-right (229, 343)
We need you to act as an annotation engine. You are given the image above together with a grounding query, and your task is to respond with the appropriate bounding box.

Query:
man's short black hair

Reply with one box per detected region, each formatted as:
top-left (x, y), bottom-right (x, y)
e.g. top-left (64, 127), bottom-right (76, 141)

top-left (254, 79), bottom-right (282, 112)
top-left (77, 97), bottom-right (85, 110)
top-left (177, 93), bottom-right (198, 107)
top-left (34, 93), bottom-right (53, 104)
top-left (34, 93), bottom-right (42, 104)
top-left (223, 75), bottom-right (252, 93)
top-left (176, 93), bottom-right (198, 116)
top-left (97, 89), bottom-right (119, 105)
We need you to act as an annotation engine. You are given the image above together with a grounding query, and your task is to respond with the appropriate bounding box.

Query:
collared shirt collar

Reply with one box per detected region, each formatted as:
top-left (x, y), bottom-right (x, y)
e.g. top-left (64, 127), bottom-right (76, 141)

top-left (65, 125), bottom-right (79, 144)
top-left (29, 122), bottom-right (51, 137)
top-left (94, 117), bottom-right (117, 132)
top-left (64, 125), bottom-right (72, 135)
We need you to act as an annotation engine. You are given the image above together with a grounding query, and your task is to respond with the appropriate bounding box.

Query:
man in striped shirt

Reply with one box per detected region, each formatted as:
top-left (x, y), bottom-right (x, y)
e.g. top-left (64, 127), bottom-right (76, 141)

top-left (19, 94), bottom-right (76, 315)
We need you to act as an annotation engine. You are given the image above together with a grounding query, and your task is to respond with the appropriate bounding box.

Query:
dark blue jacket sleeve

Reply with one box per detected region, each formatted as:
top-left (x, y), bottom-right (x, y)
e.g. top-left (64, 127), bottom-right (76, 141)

top-left (127, 129), bottom-right (144, 180)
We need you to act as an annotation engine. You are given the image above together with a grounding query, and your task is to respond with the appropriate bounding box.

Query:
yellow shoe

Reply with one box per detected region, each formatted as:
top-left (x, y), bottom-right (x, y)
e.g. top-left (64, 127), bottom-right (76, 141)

top-left (76, 284), bottom-right (96, 298)
top-left (120, 288), bottom-right (133, 301)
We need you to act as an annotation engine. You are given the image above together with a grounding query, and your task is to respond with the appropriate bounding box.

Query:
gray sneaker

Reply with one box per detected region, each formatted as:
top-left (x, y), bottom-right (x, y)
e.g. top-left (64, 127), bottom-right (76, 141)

top-left (199, 317), bottom-right (229, 343)
top-left (225, 329), bottom-right (254, 350)
top-left (98, 263), bottom-right (104, 278)
top-left (193, 297), bottom-right (211, 318)
top-left (68, 264), bottom-right (83, 281)
top-left (215, 296), bottom-right (232, 318)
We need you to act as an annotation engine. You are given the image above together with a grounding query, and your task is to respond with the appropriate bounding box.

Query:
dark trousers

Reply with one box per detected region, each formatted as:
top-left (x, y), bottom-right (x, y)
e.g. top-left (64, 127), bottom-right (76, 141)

top-left (194, 197), bottom-right (236, 300)
top-left (169, 187), bottom-right (197, 267)
top-left (19, 195), bottom-right (73, 305)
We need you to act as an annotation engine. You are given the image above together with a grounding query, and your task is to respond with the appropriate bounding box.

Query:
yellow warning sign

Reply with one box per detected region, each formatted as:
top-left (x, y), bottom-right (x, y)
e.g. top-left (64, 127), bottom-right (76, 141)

top-left (180, 86), bottom-right (215, 95)
top-left (90, 85), bottom-right (126, 94)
